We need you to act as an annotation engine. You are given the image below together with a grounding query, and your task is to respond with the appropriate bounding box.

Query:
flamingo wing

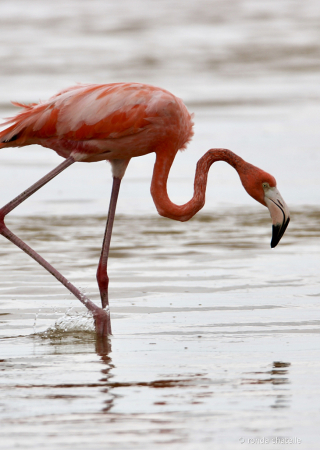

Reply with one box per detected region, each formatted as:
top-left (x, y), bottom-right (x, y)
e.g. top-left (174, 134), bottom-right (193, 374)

top-left (0, 83), bottom-right (158, 145)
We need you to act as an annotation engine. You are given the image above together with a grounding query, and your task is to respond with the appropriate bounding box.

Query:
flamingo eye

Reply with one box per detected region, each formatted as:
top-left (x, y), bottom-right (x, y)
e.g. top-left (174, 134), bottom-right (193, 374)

top-left (262, 182), bottom-right (270, 189)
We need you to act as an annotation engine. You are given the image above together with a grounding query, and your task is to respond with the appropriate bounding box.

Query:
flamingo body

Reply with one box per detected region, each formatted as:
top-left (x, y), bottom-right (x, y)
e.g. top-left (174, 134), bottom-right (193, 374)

top-left (0, 83), bottom-right (193, 163)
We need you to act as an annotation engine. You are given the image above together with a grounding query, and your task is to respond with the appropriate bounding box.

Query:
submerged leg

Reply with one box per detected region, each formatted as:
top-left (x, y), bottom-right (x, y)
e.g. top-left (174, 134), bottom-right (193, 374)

top-left (97, 176), bottom-right (121, 314)
top-left (0, 156), bottom-right (110, 336)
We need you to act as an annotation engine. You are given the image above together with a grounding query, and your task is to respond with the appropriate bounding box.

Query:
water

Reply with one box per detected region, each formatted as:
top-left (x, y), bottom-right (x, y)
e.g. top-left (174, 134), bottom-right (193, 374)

top-left (1, 211), bottom-right (320, 449)
top-left (0, 0), bottom-right (320, 449)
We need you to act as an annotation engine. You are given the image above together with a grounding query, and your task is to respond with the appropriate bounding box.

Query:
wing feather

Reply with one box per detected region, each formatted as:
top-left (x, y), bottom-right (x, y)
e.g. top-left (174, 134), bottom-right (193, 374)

top-left (1, 83), bottom-right (158, 144)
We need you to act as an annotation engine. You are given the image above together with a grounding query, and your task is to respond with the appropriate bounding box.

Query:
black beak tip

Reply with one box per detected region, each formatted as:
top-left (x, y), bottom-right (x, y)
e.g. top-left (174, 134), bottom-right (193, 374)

top-left (270, 217), bottom-right (290, 248)
top-left (271, 225), bottom-right (281, 248)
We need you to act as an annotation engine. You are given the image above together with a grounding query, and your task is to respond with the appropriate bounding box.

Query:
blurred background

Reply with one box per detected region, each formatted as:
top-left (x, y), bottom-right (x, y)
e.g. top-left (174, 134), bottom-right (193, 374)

top-left (0, 0), bottom-right (319, 215)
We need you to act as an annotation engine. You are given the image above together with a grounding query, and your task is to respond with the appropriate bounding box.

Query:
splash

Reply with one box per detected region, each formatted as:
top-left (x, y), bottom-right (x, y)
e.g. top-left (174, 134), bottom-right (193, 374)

top-left (45, 310), bottom-right (95, 336)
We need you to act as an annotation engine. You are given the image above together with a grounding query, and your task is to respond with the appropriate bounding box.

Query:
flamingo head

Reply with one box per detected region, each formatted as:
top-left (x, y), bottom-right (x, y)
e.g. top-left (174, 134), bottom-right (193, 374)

top-left (239, 165), bottom-right (290, 248)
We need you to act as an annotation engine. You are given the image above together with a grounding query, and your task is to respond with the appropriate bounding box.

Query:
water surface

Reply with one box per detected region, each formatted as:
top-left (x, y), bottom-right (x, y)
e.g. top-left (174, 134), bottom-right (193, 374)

top-left (1, 210), bottom-right (320, 449)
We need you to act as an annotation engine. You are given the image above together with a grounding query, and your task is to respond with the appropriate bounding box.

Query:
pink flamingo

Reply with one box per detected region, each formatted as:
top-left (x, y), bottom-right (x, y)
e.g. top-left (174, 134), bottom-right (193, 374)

top-left (0, 83), bottom-right (290, 336)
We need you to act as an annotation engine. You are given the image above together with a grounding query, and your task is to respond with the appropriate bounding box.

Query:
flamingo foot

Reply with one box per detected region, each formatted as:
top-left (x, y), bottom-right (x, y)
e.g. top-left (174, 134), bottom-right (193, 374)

top-left (93, 307), bottom-right (112, 337)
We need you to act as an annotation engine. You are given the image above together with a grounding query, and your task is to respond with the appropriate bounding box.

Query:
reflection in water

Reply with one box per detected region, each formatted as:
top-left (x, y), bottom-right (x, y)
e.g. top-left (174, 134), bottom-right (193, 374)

top-left (271, 362), bottom-right (291, 409)
top-left (95, 336), bottom-right (212, 413)
top-left (242, 361), bottom-right (291, 409)
top-left (95, 338), bottom-right (115, 413)
top-left (243, 361), bottom-right (291, 385)
top-left (95, 337), bottom-right (112, 358)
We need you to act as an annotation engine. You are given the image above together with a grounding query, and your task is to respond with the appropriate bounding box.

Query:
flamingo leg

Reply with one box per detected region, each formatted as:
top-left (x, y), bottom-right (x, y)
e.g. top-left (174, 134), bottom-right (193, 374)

top-left (0, 156), bottom-right (111, 336)
top-left (97, 177), bottom-right (121, 315)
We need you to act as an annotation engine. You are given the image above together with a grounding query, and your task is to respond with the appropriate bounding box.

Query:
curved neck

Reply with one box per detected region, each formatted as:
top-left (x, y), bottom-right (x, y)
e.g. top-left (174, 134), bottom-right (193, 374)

top-left (150, 148), bottom-right (247, 222)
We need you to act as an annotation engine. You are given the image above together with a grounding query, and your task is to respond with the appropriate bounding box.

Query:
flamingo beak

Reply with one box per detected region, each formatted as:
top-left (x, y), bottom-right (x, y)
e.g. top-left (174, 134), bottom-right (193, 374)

top-left (264, 187), bottom-right (290, 248)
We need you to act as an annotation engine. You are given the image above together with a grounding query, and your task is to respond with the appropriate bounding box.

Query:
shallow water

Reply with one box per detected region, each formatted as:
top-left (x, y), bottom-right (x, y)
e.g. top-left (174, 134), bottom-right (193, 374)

top-left (1, 210), bottom-right (320, 449)
top-left (1, 0), bottom-right (320, 448)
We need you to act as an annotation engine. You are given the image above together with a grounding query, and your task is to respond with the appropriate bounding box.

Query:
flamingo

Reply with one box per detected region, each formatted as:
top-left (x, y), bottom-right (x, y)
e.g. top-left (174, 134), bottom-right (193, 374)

top-left (0, 83), bottom-right (290, 336)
